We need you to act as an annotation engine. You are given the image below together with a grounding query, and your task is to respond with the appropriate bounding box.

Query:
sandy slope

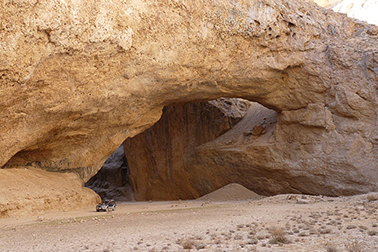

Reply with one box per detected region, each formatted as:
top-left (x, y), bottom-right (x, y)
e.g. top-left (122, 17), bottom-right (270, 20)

top-left (0, 167), bottom-right (100, 218)
top-left (1, 184), bottom-right (378, 252)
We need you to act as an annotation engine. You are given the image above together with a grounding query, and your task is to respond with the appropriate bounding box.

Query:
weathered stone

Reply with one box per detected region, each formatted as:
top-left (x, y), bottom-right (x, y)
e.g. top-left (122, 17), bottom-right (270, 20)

top-left (126, 99), bottom-right (377, 199)
top-left (124, 100), bottom-right (245, 200)
top-left (280, 103), bottom-right (335, 131)
top-left (0, 0), bottom-right (378, 212)
top-left (1, 0), bottom-right (377, 178)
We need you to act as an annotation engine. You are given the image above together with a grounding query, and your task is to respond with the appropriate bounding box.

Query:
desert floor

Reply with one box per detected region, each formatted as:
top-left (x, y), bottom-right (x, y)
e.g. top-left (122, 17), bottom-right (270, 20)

top-left (1, 184), bottom-right (378, 252)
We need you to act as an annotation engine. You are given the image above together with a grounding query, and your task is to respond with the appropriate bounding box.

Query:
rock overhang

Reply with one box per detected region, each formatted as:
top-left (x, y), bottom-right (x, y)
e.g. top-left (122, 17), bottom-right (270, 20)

top-left (0, 0), bottom-right (378, 195)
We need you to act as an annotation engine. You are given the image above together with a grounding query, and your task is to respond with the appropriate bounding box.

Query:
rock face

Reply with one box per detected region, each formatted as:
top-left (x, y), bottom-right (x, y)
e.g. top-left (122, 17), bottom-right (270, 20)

top-left (190, 102), bottom-right (366, 197)
top-left (125, 98), bottom-right (377, 200)
top-left (124, 100), bottom-right (249, 200)
top-left (1, 0), bottom-right (377, 178)
top-left (0, 0), bottom-right (378, 213)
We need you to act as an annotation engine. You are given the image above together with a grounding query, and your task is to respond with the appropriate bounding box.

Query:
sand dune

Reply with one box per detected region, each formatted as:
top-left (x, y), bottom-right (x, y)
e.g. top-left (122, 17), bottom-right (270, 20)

top-left (196, 183), bottom-right (264, 202)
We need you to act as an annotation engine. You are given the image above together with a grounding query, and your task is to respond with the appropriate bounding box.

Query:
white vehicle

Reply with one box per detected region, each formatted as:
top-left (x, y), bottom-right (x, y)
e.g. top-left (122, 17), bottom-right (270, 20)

top-left (96, 200), bottom-right (116, 212)
top-left (107, 200), bottom-right (116, 211)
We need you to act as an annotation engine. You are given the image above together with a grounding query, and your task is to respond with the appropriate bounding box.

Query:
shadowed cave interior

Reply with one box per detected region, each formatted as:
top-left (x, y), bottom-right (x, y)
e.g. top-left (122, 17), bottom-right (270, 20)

top-left (85, 144), bottom-right (134, 201)
top-left (86, 98), bottom-right (278, 201)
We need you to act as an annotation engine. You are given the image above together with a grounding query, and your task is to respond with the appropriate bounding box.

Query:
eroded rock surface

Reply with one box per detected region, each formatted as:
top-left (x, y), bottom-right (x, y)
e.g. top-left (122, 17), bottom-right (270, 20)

top-left (126, 99), bottom-right (377, 200)
top-left (191, 102), bottom-right (376, 197)
top-left (1, 0), bottom-right (378, 178)
top-left (123, 102), bottom-right (266, 199)
top-left (124, 100), bottom-right (248, 200)
top-left (0, 0), bottom-right (378, 213)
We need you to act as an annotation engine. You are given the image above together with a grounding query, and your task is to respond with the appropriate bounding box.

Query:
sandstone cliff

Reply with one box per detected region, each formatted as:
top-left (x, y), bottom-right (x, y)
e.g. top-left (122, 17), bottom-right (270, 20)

top-left (1, 0), bottom-right (378, 214)
top-left (1, 0), bottom-right (377, 179)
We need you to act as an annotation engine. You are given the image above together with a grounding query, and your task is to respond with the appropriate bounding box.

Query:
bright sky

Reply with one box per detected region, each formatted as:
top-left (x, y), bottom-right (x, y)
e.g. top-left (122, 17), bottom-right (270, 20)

top-left (333, 0), bottom-right (378, 25)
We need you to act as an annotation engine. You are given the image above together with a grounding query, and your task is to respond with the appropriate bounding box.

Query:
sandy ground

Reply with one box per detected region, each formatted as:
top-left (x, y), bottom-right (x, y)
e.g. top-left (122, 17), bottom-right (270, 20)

top-left (1, 184), bottom-right (378, 252)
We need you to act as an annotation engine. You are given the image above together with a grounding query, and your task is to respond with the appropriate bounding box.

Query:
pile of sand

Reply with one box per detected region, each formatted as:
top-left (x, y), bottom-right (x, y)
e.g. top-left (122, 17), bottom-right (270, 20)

top-left (196, 183), bottom-right (264, 202)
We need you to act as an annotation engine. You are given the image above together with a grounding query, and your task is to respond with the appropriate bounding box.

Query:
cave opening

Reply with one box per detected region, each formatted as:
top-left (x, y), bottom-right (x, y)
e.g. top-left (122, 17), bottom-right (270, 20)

top-left (85, 144), bottom-right (134, 201)
top-left (86, 98), bottom-right (278, 202)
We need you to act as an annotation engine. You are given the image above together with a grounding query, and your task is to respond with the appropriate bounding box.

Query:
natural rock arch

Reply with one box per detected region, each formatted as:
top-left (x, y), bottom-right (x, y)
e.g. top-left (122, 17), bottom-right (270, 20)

top-left (1, 0), bottom-right (378, 197)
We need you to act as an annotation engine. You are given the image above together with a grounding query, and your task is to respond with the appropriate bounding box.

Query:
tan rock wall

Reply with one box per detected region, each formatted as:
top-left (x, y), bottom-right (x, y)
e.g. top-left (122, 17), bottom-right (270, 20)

top-left (1, 0), bottom-right (377, 178)
top-left (124, 101), bottom-right (240, 200)
top-left (0, 0), bottom-right (377, 208)
top-left (192, 102), bottom-right (377, 197)
top-left (123, 100), bottom-right (377, 199)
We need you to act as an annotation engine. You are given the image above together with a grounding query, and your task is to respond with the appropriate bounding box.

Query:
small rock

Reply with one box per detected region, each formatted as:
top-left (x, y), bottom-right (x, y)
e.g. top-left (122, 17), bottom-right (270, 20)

top-left (298, 232), bottom-right (308, 237)
top-left (247, 238), bottom-right (258, 245)
top-left (296, 199), bottom-right (309, 204)
top-left (367, 230), bottom-right (377, 236)
top-left (367, 25), bottom-right (378, 36)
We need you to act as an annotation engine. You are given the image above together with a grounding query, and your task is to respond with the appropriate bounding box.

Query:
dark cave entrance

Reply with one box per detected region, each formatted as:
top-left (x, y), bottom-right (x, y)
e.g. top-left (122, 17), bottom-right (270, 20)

top-left (86, 98), bottom-right (278, 201)
top-left (85, 144), bottom-right (135, 201)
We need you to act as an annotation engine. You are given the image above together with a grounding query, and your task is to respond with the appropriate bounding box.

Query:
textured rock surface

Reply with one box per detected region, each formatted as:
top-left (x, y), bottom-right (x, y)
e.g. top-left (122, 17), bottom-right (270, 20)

top-left (191, 102), bottom-right (370, 197)
top-left (124, 102), bottom-right (275, 200)
top-left (124, 100), bottom-right (248, 200)
top-left (1, 0), bottom-right (378, 179)
top-left (126, 99), bottom-right (377, 200)
top-left (0, 0), bottom-right (378, 209)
